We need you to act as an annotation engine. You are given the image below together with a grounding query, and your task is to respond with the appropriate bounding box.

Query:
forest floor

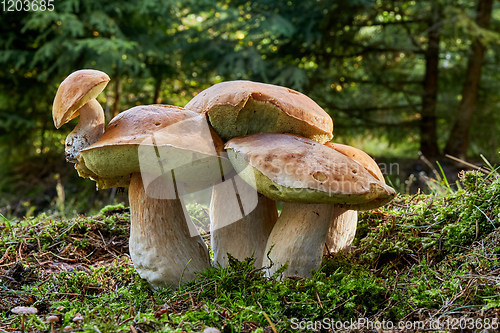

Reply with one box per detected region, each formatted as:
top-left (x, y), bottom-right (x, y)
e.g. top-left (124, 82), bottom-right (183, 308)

top-left (0, 171), bottom-right (500, 332)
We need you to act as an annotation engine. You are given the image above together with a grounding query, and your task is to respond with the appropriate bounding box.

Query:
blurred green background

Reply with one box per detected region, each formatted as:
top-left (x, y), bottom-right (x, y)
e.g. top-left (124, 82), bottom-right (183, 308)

top-left (1, 0), bottom-right (499, 218)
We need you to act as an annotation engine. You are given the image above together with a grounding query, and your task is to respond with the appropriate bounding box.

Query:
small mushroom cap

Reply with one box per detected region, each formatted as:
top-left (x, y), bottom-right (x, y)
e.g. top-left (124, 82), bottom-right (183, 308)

top-left (325, 142), bottom-right (385, 182)
top-left (47, 315), bottom-right (59, 323)
top-left (185, 80), bottom-right (333, 143)
top-left (53, 69), bottom-right (110, 128)
top-left (11, 306), bottom-right (38, 314)
top-left (225, 133), bottom-right (395, 210)
top-left (73, 313), bottom-right (84, 321)
top-left (203, 328), bottom-right (221, 333)
top-left (76, 105), bottom-right (233, 191)
top-left (63, 326), bottom-right (74, 331)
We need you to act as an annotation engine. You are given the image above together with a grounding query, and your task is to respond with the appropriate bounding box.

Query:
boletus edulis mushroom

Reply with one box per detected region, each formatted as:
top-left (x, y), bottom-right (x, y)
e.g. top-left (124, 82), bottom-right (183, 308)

top-left (53, 74), bottom-right (232, 288)
top-left (225, 133), bottom-right (396, 278)
top-left (186, 80), bottom-right (334, 268)
top-left (75, 105), bottom-right (233, 288)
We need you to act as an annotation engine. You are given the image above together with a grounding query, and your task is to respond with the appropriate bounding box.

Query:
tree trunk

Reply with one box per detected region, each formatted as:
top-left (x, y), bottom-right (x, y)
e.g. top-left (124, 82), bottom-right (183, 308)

top-left (420, 4), bottom-right (441, 159)
top-left (153, 76), bottom-right (163, 104)
top-left (444, 0), bottom-right (493, 159)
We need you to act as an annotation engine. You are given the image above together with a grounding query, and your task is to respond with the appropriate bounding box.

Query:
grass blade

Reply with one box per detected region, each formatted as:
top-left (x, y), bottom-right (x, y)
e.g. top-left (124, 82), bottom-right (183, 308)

top-left (0, 212), bottom-right (12, 231)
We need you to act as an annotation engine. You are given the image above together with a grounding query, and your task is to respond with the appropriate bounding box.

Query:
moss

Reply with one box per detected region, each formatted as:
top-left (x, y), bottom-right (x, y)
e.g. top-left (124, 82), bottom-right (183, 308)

top-left (1, 171), bottom-right (500, 331)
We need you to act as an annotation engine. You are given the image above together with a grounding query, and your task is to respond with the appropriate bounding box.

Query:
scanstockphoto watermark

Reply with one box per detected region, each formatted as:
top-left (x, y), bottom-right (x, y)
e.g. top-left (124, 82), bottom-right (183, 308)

top-left (250, 154), bottom-right (400, 178)
top-left (135, 113), bottom-right (402, 235)
top-left (378, 162), bottom-right (399, 176)
top-left (290, 317), bottom-right (499, 331)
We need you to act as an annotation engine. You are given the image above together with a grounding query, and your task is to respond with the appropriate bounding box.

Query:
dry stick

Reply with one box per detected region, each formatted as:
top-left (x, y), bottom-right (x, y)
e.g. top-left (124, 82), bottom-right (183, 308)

top-left (18, 242), bottom-right (23, 261)
top-left (261, 311), bottom-right (278, 333)
top-left (0, 246), bottom-right (11, 265)
top-left (323, 298), bottom-right (350, 316)
top-left (445, 154), bottom-right (491, 174)
top-left (189, 292), bottom-right (195, 308)
top-left (0, 262), bottom-right (16, 268)
top-left (443, 253), bottom-right (472, 264)
top-left (315, 291), bottom-right (324, 310)
top-left (118, 317), bottom-right (135, 327)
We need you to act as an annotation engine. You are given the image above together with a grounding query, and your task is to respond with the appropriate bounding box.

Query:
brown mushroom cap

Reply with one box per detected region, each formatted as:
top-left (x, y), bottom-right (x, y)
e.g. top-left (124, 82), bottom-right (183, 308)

top-left (185, 80), bottom-right (333, 143)
top-left (225, 133), bottom-right (395, 210)
top-left (76, 105), bottom-right (232, 191)
top-left (73, 313), bottom-right (83, 322)
top-left (47, 315), bottom-right (59, 323)
top-left (53, 69), bottom-right (110, 128)
top-left (325, 142), bottom-right (385, 182)
top-left (11, 306), bottom-right (38, 315)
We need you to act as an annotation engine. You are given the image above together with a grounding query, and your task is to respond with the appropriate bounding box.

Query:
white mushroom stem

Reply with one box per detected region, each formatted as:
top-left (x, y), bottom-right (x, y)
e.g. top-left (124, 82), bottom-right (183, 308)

top-left (128, 173), bottom-right (211, 288)
top-left (210, 175), bottom-right (277, 268)
top-left (65, 99), bottom-right (104, 163)
top-left (262, 203), bottom-right (335, 278)
top-left (324, 207), bottom-right (358, 255)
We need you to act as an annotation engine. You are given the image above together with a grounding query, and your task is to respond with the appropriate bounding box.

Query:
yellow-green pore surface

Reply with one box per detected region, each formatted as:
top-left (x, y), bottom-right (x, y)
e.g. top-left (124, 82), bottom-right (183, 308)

top-left (226, 133), bottom-right (395, 209)
top-left (78, 143), bottom-right (231, 191)
top-left (76, 105), bottom-right (232, 191)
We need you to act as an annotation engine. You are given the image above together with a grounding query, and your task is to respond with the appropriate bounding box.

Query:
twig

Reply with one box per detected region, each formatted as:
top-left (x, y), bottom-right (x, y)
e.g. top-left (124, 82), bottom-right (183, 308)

top-left (49, 252), bottom-right (77, 261)
top-left (323, 298), bottom-right (350, 316)
top-left (443, 253), bottom-right (471, 264)
top-left (117, 318), bottom-right (135, 326)
top-left (445, 154), bottom-right (491, 174)
top-left (262, 311), bottom-right (277, 333)
top-left (315, 291), bottom-right (324, 310)
top-left (0, 246), bottom-right (11, 265)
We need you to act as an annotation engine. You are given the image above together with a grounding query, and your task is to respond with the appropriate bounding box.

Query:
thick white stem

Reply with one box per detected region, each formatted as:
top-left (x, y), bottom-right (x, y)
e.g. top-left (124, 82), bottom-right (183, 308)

top-left (262, 203), bottom-right (334, 278)
top-left (210, 176), bottom-right (277, 268)
top-left (324, 207), bottom-right (358, 255)
top-left (129, 173), bottom-right (210, 289)
top-left (65, 99), bottom-right (104, 163)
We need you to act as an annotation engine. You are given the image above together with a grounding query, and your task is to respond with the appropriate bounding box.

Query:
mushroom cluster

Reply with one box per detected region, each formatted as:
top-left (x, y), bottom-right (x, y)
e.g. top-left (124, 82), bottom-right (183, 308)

top-left (53, 70), bottom-right (395, 286)
top-left (53, 70), bottom-right (232, 288)
top-left (185, 81), bottom-right (335, 268)
top-left (186, 80), bottom-right (396, 277)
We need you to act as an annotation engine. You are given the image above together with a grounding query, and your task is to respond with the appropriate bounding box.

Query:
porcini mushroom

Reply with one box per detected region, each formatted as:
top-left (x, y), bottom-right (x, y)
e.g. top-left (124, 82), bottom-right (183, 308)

top-left (11, 306), bottom-right (38, 332)
top-left (323, 142), bottom-right (386, 254)
top-left (73, 105), bottom-right (232, 288)
top-left (225, 133), bottom-right (396, 278)
top-left (186, 80), bottom-right (334, 268)
top-left (52, 69), bottom-right (110, 162)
